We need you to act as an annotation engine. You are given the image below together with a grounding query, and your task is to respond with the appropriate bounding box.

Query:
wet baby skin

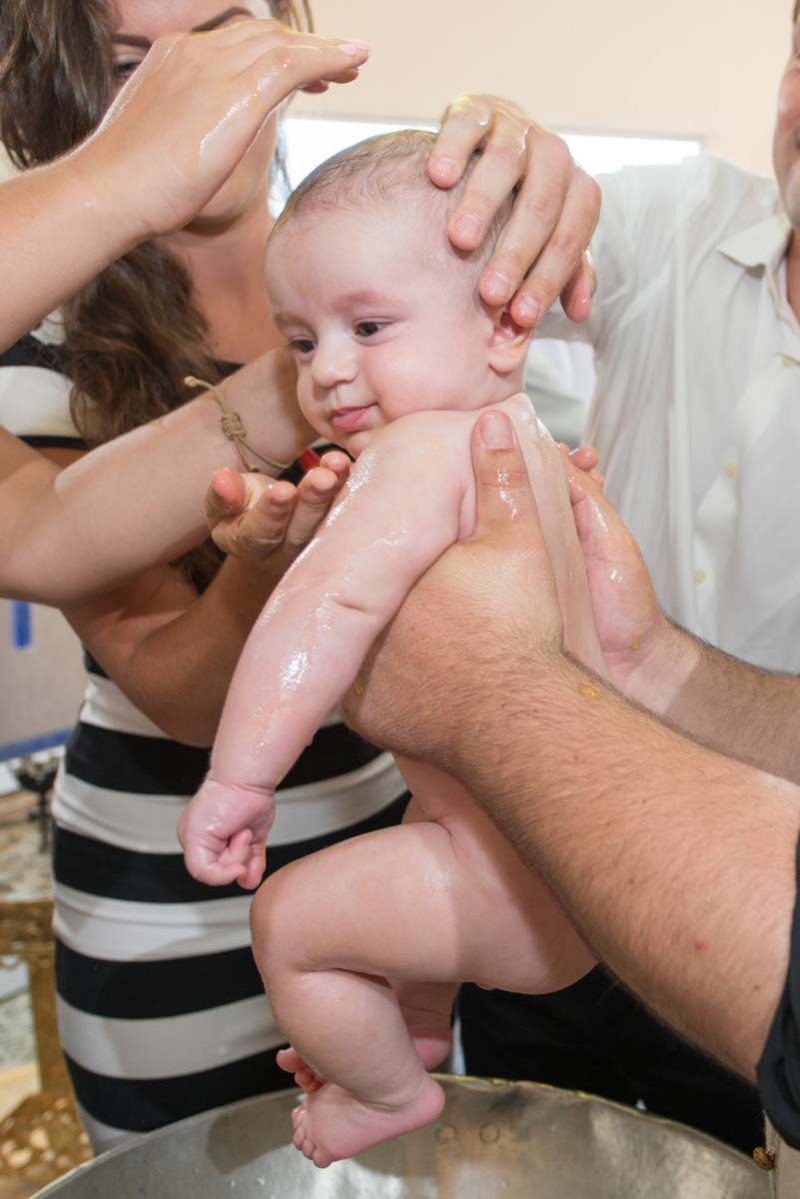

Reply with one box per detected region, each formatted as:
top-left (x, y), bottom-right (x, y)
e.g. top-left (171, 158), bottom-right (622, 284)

top-left (178, 191), bottom-right (607, 1167)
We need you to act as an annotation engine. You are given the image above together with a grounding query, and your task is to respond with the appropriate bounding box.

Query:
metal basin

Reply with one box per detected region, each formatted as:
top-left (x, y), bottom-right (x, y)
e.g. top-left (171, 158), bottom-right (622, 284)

top-left (34, 1076), bottom-right (769, 1197)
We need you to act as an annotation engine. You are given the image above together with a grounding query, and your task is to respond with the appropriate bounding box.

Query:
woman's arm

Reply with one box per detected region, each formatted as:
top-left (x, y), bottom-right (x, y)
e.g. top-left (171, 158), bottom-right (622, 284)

top-left (62, 455), bottom-right (350, 747)
top-left (1, 349), bottom-right (314, 604)
top-left (0, 23), bottom-right (368, 352)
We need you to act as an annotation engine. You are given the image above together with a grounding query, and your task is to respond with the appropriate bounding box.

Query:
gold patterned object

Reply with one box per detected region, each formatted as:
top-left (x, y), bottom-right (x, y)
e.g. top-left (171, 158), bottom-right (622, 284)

top-left (0, 1094), bottom-right (90, 1186)
top-left (753, 1146), bottom-right (777, 1171)
top-left (0, 822), bottom-right (92, 1186)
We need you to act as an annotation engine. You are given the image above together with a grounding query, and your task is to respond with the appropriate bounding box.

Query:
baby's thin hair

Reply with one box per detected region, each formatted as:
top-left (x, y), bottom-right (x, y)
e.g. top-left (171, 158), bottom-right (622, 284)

top-left (274, 129), bottom-right (513, 280)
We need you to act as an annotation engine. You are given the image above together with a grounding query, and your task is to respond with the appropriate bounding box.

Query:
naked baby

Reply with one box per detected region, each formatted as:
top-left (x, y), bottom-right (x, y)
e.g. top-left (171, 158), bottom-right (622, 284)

top-left (178, 131), bottom-right (607, 1167)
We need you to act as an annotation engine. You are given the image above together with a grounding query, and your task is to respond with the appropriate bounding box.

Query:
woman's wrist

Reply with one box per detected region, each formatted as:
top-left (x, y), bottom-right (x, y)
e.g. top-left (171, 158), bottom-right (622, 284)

top-left (58, 139), bottom-right (148, 260)
top-left (223, 350), bottom-right (315, 469)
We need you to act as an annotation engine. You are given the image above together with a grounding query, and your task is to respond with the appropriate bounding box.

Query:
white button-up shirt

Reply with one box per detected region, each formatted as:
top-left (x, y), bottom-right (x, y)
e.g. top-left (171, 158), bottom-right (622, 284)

top-left (541, 154), bottom-right (800, 672)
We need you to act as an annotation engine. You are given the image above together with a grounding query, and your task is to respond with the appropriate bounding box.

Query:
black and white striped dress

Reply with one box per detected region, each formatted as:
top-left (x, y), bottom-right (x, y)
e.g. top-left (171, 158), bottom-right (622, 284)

top-left (2, 325), bottom-right (408, 1150)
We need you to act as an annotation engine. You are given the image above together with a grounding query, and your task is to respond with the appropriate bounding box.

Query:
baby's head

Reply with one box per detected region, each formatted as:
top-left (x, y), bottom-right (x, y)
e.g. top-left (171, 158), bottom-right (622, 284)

top-left (265, 130), bottom-right (532, 455)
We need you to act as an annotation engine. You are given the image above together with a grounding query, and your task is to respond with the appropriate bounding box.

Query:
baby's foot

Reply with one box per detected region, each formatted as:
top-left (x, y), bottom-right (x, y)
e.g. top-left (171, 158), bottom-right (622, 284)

top-left (291, 1076), bottom-right (445, 1168)
top-left (277, 1007), bottom-right (449, 1100)
top-left (277, 1046), bottom-right (326, 1094)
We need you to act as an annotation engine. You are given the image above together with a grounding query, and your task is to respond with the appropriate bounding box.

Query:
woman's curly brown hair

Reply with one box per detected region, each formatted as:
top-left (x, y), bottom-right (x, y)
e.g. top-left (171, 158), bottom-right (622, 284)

top-left (0, 0), bottom-right (311, 589)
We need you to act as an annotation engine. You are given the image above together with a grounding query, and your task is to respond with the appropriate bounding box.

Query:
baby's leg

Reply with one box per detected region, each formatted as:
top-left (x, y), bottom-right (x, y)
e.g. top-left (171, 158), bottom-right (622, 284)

top-left (390, 796), bottom-right (457, 1071)
top-left (396, 755), bottom-right (595, 998)
top-left (251, 808), bottom-right (592, 1167)
top-left (252, 826), bottom-right (453, 1167)
top-left (276, 797), bottom-right (455, 1099)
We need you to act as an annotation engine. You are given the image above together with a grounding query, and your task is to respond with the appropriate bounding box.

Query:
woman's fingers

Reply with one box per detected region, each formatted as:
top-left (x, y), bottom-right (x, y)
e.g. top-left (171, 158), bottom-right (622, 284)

top-left (232, 482), bottom-right (296, 557)
top-left (284, 459), bottom-right (349, 548)
top-left (90, 22), bottom-right (369, 242)
top-left (207, 455), bottom-right (350, 567)
top-left (207, 474), bottom-right (292, 559)
top-left (205, 467), bottom-right (248, 522)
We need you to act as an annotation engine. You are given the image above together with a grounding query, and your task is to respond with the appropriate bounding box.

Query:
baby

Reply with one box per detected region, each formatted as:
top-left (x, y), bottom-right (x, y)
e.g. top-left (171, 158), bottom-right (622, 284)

top-left (178, 131), bottom-right (607, 1167)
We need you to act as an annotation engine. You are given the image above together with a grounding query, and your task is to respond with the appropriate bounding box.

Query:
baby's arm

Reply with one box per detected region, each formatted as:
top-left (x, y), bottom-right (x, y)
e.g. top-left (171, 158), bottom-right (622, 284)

top-left (179, 414), bottom-right (472, 888)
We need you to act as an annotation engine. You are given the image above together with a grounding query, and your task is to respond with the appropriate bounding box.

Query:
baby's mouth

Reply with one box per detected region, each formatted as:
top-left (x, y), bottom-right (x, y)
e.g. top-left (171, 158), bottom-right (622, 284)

top-left (330, 405), bottom-right (375, 432)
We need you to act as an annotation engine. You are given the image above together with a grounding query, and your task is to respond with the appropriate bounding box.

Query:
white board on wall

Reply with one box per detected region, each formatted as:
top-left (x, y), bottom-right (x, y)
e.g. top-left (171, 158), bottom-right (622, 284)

top-left (0, 601), bottom-right (84, 762)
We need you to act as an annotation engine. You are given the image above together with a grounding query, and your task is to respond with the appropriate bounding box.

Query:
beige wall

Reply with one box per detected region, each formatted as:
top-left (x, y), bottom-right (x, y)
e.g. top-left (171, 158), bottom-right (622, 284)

top-left (297, 0), bottom-right (794, 177)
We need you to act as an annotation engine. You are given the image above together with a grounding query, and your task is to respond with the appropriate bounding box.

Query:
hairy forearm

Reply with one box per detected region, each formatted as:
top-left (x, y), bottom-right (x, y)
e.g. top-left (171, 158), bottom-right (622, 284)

top-left (2, 353), bottom-right (310, 605)
top-left (623, 621), bottom-right (800, 786)
top-left (451, 651), bottom-right (799, 1080)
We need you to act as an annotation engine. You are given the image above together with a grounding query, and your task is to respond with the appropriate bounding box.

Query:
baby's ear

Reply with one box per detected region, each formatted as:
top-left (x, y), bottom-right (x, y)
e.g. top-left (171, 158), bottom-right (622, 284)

top-left (488, 309), bottom-right (533, 374)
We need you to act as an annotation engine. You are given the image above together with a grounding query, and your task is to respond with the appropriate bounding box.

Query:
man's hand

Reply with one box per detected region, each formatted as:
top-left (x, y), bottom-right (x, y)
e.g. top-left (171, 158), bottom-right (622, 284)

top-left (563, 457), bottom-right (666, 679)
top-left (345, 410), bottom-right (564, 766)
top-left (562, 457), bottom-right (706, 716)
top-left (431, 95), bottom-right (599, 329)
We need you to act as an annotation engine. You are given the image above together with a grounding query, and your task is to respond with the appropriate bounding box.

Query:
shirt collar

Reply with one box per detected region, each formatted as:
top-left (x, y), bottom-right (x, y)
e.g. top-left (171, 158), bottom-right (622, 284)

top-left (717, 212), bottom-right (792, 274)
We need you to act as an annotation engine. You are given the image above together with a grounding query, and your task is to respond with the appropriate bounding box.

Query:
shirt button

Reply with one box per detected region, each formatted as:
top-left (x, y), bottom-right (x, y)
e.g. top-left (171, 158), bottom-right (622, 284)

top-left (725, 462), bottom-right (738, 478)
top-left (694, 569), bottom-right (707, 584)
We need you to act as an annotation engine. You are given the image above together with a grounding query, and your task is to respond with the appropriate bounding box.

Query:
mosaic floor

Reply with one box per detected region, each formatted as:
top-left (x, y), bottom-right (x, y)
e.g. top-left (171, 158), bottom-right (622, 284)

top-left (0, 997), bottom-right (33, 1074)
top-left (0, 802), bottom-right (43, 1076)
top-left (0, 798), bottom-right (51, 1196)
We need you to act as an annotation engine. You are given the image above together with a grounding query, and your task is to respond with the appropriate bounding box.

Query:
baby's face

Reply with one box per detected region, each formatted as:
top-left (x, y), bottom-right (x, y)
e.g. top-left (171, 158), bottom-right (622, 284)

top-left (265, 204), bottom-right (499, 455)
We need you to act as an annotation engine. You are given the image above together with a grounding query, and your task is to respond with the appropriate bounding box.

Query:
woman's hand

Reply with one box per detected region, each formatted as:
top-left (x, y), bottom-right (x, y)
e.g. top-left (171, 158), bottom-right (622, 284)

top-left (431, 95), bottom-right (599, 329)
top-left (206, 451), bottom-right (351, 573)
top-left (78, 21), bottom-right (369, 244)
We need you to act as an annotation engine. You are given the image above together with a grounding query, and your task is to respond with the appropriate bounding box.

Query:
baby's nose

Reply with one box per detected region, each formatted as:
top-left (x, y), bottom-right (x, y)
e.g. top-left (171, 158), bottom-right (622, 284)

top-left (311, 340), bottom-right (357, 388)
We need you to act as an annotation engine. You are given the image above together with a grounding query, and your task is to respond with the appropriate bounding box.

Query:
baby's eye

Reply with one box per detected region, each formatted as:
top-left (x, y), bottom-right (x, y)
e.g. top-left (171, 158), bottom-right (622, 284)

top-left (354, 321), bottom-right (386, 338)
top-left (113, 59), bottom-right (143, 83)
top-left (289, 338), bottom-right (315, 356)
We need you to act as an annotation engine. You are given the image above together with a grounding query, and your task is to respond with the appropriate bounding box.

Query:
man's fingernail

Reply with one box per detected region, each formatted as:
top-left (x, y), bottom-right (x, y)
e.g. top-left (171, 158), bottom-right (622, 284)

top-left (480, 411), bottom-right (513, 449)
top-left (482, 271), bottom-right (512, 302)
top-left (453, 212), bottom-right (484, 243)
top-left (431, 155), bottom-right (457, 181)
top-left (515, 295), bottom-right (541, 324)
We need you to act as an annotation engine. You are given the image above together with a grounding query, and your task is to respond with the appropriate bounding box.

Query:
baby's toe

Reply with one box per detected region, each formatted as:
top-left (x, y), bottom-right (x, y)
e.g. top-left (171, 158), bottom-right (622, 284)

top-left (311, 1146), bottom-right (332, 1169)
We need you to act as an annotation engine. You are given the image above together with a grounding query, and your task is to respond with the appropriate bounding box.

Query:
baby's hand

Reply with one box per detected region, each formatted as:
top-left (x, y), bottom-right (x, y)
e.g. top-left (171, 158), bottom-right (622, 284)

top-left (177, 777), bottom-right (276, 890)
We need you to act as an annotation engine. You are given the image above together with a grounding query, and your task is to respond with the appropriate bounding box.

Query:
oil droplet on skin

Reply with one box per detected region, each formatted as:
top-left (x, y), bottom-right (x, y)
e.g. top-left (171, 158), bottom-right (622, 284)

top-left (578, 682), bottom-right (602, 700)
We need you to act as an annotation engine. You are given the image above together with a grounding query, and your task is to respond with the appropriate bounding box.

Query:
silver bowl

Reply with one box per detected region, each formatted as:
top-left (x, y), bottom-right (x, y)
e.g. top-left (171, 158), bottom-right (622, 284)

top-left (34, 1075), bottom-right (769, 1197)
